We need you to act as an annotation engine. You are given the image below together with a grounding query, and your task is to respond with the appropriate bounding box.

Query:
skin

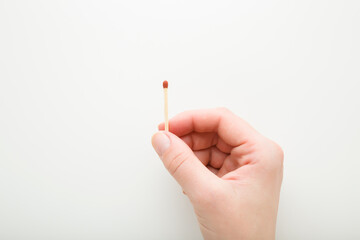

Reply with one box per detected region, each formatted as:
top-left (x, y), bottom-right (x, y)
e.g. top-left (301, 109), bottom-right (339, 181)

top-left (151, 108), bottom-right (283, 240)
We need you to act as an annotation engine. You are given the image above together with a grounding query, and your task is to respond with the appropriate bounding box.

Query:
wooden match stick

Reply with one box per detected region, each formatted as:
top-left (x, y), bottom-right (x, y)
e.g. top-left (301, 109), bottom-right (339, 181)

top-left (163, 80), bottom-right (169, 131)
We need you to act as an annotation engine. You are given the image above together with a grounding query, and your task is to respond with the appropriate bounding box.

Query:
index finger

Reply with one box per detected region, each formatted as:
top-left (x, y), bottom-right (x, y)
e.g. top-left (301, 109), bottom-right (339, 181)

top-left (158, 108), bottom-right (257, 147)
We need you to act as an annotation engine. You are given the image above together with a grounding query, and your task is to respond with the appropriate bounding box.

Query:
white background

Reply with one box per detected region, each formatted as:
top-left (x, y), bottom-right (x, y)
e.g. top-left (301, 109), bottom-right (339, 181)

top-left (1, 0), bottom-right (359, 239)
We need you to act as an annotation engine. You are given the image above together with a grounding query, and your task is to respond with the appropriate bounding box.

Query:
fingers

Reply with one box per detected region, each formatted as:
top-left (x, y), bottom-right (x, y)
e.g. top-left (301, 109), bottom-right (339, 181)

top-left (193, 146), bottom-right (229, 169)
top-left (158, 108), bottom-right (257, 147)
top-left (180, 132), bottom-right (217, 151)
top-left (151, 131), bottom-right (219, 198)
top-left (180, 132), bottom-right (233, 153)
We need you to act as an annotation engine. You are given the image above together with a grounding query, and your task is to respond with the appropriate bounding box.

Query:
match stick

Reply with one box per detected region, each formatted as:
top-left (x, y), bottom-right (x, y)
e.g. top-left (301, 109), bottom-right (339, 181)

top-left (163, 80), bottom-right (169, 131)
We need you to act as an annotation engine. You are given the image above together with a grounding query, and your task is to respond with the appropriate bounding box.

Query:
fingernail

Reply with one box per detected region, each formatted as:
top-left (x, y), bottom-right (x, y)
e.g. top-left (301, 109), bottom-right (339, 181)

top-left (152, 132), bottom-right (170, 157)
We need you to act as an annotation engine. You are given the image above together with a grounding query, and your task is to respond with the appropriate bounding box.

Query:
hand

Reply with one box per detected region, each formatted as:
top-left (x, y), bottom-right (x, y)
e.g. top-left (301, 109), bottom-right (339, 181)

top-left (151, 108), bottom-right (283, 240)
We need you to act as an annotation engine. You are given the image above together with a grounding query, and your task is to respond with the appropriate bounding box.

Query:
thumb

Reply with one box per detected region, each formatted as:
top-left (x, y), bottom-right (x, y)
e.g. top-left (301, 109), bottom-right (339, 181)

top-left (151, 131), bottom-right (218, 197)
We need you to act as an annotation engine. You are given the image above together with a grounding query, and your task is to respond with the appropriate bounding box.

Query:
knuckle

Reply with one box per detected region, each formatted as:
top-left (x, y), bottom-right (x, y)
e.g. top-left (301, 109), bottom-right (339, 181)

top-left (167, 151), bottom-right (191, 176)
top-left (268, 141), bottom-right (284, 168)
top-left (273, 142), bottom-right (284, 164)
top-left (216, 107), bottom-right (231, 114)
top-left (257, 138), bottom-right (284, 172)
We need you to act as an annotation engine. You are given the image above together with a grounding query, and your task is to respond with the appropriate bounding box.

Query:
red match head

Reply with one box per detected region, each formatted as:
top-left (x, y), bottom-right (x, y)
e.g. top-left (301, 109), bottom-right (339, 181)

top-left (163, 80), bottom-right (168, 88)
